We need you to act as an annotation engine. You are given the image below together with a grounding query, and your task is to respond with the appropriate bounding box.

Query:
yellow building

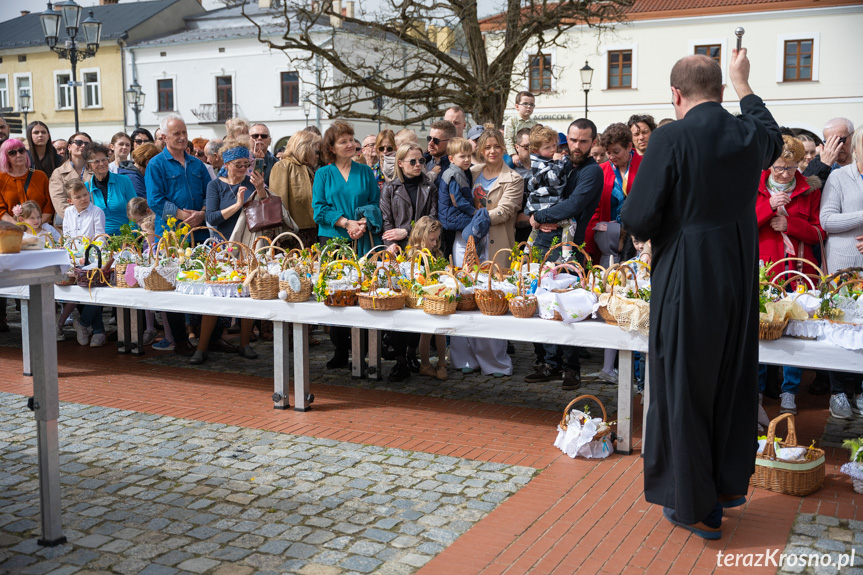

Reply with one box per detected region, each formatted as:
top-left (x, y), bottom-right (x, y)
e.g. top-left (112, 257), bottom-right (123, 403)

top-left (0, 0), bottom-right (204, 141)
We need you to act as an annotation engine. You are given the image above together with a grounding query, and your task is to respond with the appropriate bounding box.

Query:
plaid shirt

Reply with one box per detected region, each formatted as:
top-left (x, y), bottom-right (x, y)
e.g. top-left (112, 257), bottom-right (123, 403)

top-left (525, 153), bottom-right (571, 215)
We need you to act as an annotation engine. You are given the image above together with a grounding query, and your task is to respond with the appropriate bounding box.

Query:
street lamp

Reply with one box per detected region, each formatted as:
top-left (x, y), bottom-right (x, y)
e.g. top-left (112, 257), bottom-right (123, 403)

top-left (18, 89), bottom-right (31, 127)
top-left (302, 96), bottom-right (311, 127)
top-left (365, 73), bottom-right (387, 132)
top-left (125, 80), bottom-right (145, 129)
top-left (40, 1), bottom-right (102, 132)
top-left (580, 60), bottom-right (594, 119)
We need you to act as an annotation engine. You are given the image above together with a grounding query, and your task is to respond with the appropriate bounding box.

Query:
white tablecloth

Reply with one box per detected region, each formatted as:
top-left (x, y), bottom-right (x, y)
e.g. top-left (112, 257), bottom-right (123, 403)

top-left (0, 250), bottom-right (71, 273)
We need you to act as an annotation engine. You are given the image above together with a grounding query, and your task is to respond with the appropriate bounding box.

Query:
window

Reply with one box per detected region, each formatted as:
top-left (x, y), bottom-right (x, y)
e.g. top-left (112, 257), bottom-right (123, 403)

top-left (83, 70), bottom-right (100, 108)
top-left (695, 44), bottom-right (721, 64)
top-left (280, 72), bottom-right (299, 107)
top-left (15, 75), bottom-right (31, 111)
top-left (216, 76), bottom-right (233, 122)
top-left (18, 55), bottom-right (26, 63)
top-left (0, 77), bottom-right (7, 109)
top-left (55, 72), bottom-right (72, 109)
top-left (528, 53), bottom-right (552, 93)
top-left (607, 50), bottom-right (632, 89)
top-left (784, 39), bottom-right (813, 82)
top-left (157, 79), bottom-right (174, 112)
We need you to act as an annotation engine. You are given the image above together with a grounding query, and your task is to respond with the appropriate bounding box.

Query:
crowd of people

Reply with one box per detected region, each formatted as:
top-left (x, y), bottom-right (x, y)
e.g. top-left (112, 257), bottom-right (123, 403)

top-left (0, 71), bottom-right (860, 412)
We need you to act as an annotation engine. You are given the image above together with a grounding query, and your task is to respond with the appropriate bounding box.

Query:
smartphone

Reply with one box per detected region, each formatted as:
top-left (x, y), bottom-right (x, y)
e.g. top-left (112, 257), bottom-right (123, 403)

top-left (254, 158), bottom-right (265, 175)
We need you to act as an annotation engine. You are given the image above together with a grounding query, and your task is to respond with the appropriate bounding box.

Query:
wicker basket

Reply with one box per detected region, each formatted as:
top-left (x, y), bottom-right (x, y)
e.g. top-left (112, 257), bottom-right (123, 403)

top-left (114, 241), bottom-right (143, 289)
top-left (279, 255), bottom-right (313, 302)
top-left (246, 244), bottom-right (284, 300)
top-left (509, 255), bottom-right (537, 318)
top-left (74, 244), bottom-right (113, 289)
top-left (140, 237), bottom-right (178, 292)
top-left (539, 261), bottom-right (587, 322)
top-left (474, 260), bottom-right (509, 316)
top-left (462, 234), bottom-right (479, 271)
top-left (205, 241), bottom-right (255, 290)
top-left (423, 270), bottom-right (459, 316)
top-left (750, 413), bottom-right (825, 496)
top-left (596, 264), bottom-right (637, 325)
top-left (559, 394), bottom-right (613, 440)
top-left (454, 267), bottom-right (477, 311)
top-left (758, 281), bottom-right (790, 340)
top-left (763, 257), bottom-right (824, 292)
top-left (319, 259), bottom-right (361, 307)
top-left (405, 250), bottom-right (432, 309)
top-left (358, 273), bottom-right (405, 311)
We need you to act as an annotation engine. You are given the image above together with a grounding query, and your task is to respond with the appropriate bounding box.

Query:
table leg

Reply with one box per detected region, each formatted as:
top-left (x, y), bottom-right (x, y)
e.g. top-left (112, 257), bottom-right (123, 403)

top-left (293, 323), bottom-right (311, 412)
top-left (351, 327), bottom-right (367, 379)
top-left (28, 283), bottom-right (65, 546)
top-left (641, 354), bottom-right (650, 456)
top-left (272, 321), bottom-right (290, 410)
top-left (616, 350), bottom-right (634, 455)
top-left (118, 308), bottom-right (131, 354)
top-left (21, 300), bottom-right (31, 376)
top-left (130, 310), bottom-right (145, 356)
top-left (367, 329), bottom-right (382, 381)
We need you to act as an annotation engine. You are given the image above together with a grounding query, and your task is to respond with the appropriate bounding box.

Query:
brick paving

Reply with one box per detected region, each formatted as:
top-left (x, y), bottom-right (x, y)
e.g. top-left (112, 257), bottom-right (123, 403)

top-left (1, 301), bottom-right (862, 574)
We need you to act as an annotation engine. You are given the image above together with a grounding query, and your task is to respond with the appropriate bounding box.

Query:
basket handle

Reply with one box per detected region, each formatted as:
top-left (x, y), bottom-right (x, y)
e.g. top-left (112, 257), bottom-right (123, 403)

top-left (763, 412), bottom-right (797, 459)
top-left (764, 257), bottom-right (824, 284)
top-left (84, 243), bottom-right (102, 269)
top-left (559, 394), bottom-right (608, 429)
top-left (427, 270), bottom-right (460, 295)
top-left (271, 231), bottom-right (306, 252)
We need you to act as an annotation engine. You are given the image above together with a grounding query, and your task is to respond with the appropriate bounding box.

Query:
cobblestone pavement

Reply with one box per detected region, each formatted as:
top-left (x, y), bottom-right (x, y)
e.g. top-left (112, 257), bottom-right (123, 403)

top-left (779, 514), bottom-right (863, 574)
top-left (0, 393), bottom-right (535, 575)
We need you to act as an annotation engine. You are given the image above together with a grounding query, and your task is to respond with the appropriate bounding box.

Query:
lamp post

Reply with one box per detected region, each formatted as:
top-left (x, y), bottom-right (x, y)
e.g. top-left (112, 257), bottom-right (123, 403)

top-left (125, 80), bottom-right (145, 129)
top-left (580, 60), bottom-right (594, 119)
top-left (365, 72), bottom-right (387, 132)
top-left (40, 1), bottom-right (102, 133)
top-left (302, 96), bottom-right (311, 127)
top-left (18, 89), bottom-right (31, 127)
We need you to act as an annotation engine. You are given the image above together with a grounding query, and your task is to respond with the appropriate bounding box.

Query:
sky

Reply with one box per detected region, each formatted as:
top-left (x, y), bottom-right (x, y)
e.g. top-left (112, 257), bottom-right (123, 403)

top-left (0, 0), bottom-right (497, 24)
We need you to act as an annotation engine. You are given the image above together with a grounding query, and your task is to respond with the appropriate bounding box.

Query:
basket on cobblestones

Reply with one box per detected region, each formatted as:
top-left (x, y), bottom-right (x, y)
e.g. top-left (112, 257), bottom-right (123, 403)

top-left (751, 413), bottom-right (824, 497)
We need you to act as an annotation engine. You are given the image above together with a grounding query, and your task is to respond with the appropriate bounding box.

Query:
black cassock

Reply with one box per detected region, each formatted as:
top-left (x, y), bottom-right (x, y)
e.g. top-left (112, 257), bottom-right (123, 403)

top-left (620, 95), bottom-right (782, 524)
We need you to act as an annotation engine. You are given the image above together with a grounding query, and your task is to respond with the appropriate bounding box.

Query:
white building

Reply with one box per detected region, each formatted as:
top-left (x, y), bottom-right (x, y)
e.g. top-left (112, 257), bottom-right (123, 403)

top-left (491, 0), bottom-right (863, 139)
top-left (125, 1), bottom-right (412, 150)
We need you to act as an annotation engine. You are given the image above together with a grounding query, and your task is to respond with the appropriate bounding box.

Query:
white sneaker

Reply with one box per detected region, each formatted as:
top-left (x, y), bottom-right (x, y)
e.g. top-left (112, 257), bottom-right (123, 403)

top-left (852, 394), bottom-right (863, 416)
top-left (56, 324), bottom-right (65, 342)
top-left (829, 394), bottom-right (853, 420)
top-left (779, 392), bottom-right (797, 415)
top-left (142, 328), bottom-right (158, 346)
top-left (757, 393), bottom-right (770, 428)
top-left (72, 319), bottom-right (90, 346)
top-left (89, 333), bottom-right (106, 347)
top-left (589, 369), bottom-right (619, 383)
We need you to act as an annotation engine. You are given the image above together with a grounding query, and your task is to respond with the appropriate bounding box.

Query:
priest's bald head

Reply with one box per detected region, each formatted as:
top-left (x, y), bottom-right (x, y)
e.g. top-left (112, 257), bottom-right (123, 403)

top-left (669, 55), bottom-right (724, 120)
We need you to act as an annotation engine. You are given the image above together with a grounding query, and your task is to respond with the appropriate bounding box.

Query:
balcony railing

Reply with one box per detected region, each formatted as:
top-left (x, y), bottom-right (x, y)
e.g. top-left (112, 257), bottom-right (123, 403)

top-left (190, 103), bottom-right (240, 124)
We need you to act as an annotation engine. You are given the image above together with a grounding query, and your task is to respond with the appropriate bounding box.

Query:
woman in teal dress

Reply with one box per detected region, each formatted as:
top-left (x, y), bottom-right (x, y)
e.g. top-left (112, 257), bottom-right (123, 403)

top-left (313, 120), bottom-right (382, 367)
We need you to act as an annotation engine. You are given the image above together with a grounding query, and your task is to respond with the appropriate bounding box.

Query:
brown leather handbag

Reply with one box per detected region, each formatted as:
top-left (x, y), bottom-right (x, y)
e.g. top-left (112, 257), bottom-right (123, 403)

top-left (243, 188), bottom-right (284, 232)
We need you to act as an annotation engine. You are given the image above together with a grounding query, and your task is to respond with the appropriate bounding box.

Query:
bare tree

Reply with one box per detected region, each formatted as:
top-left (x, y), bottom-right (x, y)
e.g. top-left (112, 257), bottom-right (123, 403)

top-left (243, 0), bottom-right (630, 126)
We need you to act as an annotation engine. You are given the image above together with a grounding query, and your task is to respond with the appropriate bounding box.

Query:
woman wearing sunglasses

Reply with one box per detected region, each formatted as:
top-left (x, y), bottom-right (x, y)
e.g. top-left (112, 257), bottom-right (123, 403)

top-left (0, 138), bottom-right (53, 224)
top-left (372, 129), bottom-right (397, 186)
top-left (48, 131), bottom-right (93, 226)
top-left (380, 143), bottom-right (436, 252)
top-left (754, 135), bottom-right (825, 421)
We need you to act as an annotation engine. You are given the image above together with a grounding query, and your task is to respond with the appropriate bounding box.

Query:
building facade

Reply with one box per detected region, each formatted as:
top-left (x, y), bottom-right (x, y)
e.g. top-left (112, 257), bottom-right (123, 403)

top-left (494, 0), bottom-right (863, 138)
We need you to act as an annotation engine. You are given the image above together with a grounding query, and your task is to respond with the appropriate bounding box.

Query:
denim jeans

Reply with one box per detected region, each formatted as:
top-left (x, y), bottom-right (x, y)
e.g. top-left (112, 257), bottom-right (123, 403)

top-left (79, 305), bottom-right (104, 334)
top-left (757, 365), bottom-right (801, 394)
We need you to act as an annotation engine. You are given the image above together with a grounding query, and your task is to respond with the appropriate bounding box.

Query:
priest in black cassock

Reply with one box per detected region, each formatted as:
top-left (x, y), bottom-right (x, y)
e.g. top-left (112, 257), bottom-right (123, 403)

top-left (620, 50), bottom-right (783, 539)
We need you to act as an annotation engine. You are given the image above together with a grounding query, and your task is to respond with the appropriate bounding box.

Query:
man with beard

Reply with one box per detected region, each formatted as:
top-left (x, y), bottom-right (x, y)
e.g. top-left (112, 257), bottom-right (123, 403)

top-left (524, 118), bottom-right (603, 390)
top-left (621, 50), bottom-right (782, 539)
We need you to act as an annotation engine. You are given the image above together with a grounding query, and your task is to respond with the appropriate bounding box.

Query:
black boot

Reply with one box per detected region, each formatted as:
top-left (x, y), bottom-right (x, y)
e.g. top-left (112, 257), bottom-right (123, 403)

top-left (406, 348), bottom-right (420, 373)
top-left (388, 357), bottom-right (411, 382)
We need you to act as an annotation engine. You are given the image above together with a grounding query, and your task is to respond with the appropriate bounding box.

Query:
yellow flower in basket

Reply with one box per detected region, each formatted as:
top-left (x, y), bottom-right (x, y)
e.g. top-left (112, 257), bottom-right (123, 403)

top-left (167, 216), bottom-right (178, 229)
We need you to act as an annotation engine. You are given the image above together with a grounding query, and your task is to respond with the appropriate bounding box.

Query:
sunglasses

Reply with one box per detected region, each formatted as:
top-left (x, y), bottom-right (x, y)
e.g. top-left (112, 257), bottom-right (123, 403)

top-left (838, 136), bottom-right (848, 145)
top-left (70, 139), bottom-right (89, 147)
top-left (426, 136), bottom-right (450, 146)
top-left (6, 148), bottom-right (26, 156)
top-left (355, 147), bottom-right (362, 153)
top-left (133, 138), bottom-right (150, 144)
top-left (251, 134), bottom-right (269, 140)
top-left (233, 162), bottom-right (251, 169)
top-left (378, 146), bottom-right (394, 153)
top-left (406, 158), bottom-right (426, 166)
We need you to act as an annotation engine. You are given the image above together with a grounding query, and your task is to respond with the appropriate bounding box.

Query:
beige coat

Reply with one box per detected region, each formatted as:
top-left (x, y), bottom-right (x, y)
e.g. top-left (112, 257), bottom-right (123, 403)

top-left (48, 160), bottom-right (93, 218)
top-left (470, 162), bottom-right (524, 267)
top-left (268, 155), bottom-right (316, 230)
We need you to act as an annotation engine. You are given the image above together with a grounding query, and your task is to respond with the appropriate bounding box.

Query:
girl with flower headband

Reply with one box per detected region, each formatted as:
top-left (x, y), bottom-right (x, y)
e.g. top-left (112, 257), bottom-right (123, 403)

top-left (13, 201), bottom-right (61, 244)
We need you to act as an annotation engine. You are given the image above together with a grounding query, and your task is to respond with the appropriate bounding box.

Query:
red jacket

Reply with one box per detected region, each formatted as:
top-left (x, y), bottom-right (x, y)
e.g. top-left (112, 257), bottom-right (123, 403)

top-left (755, 170), bottom-right (825, 281)
top-left (585, 152), bottom-right (642, 262)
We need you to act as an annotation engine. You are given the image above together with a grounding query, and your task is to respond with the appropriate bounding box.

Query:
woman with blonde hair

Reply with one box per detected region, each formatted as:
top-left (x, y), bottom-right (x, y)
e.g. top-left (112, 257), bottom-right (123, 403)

top-left (270, 130), bottom-right (322, 249)
top-left (380, 142), bottom-right (436, 252)
top-left (225, 117), bottom-right (250, 139)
